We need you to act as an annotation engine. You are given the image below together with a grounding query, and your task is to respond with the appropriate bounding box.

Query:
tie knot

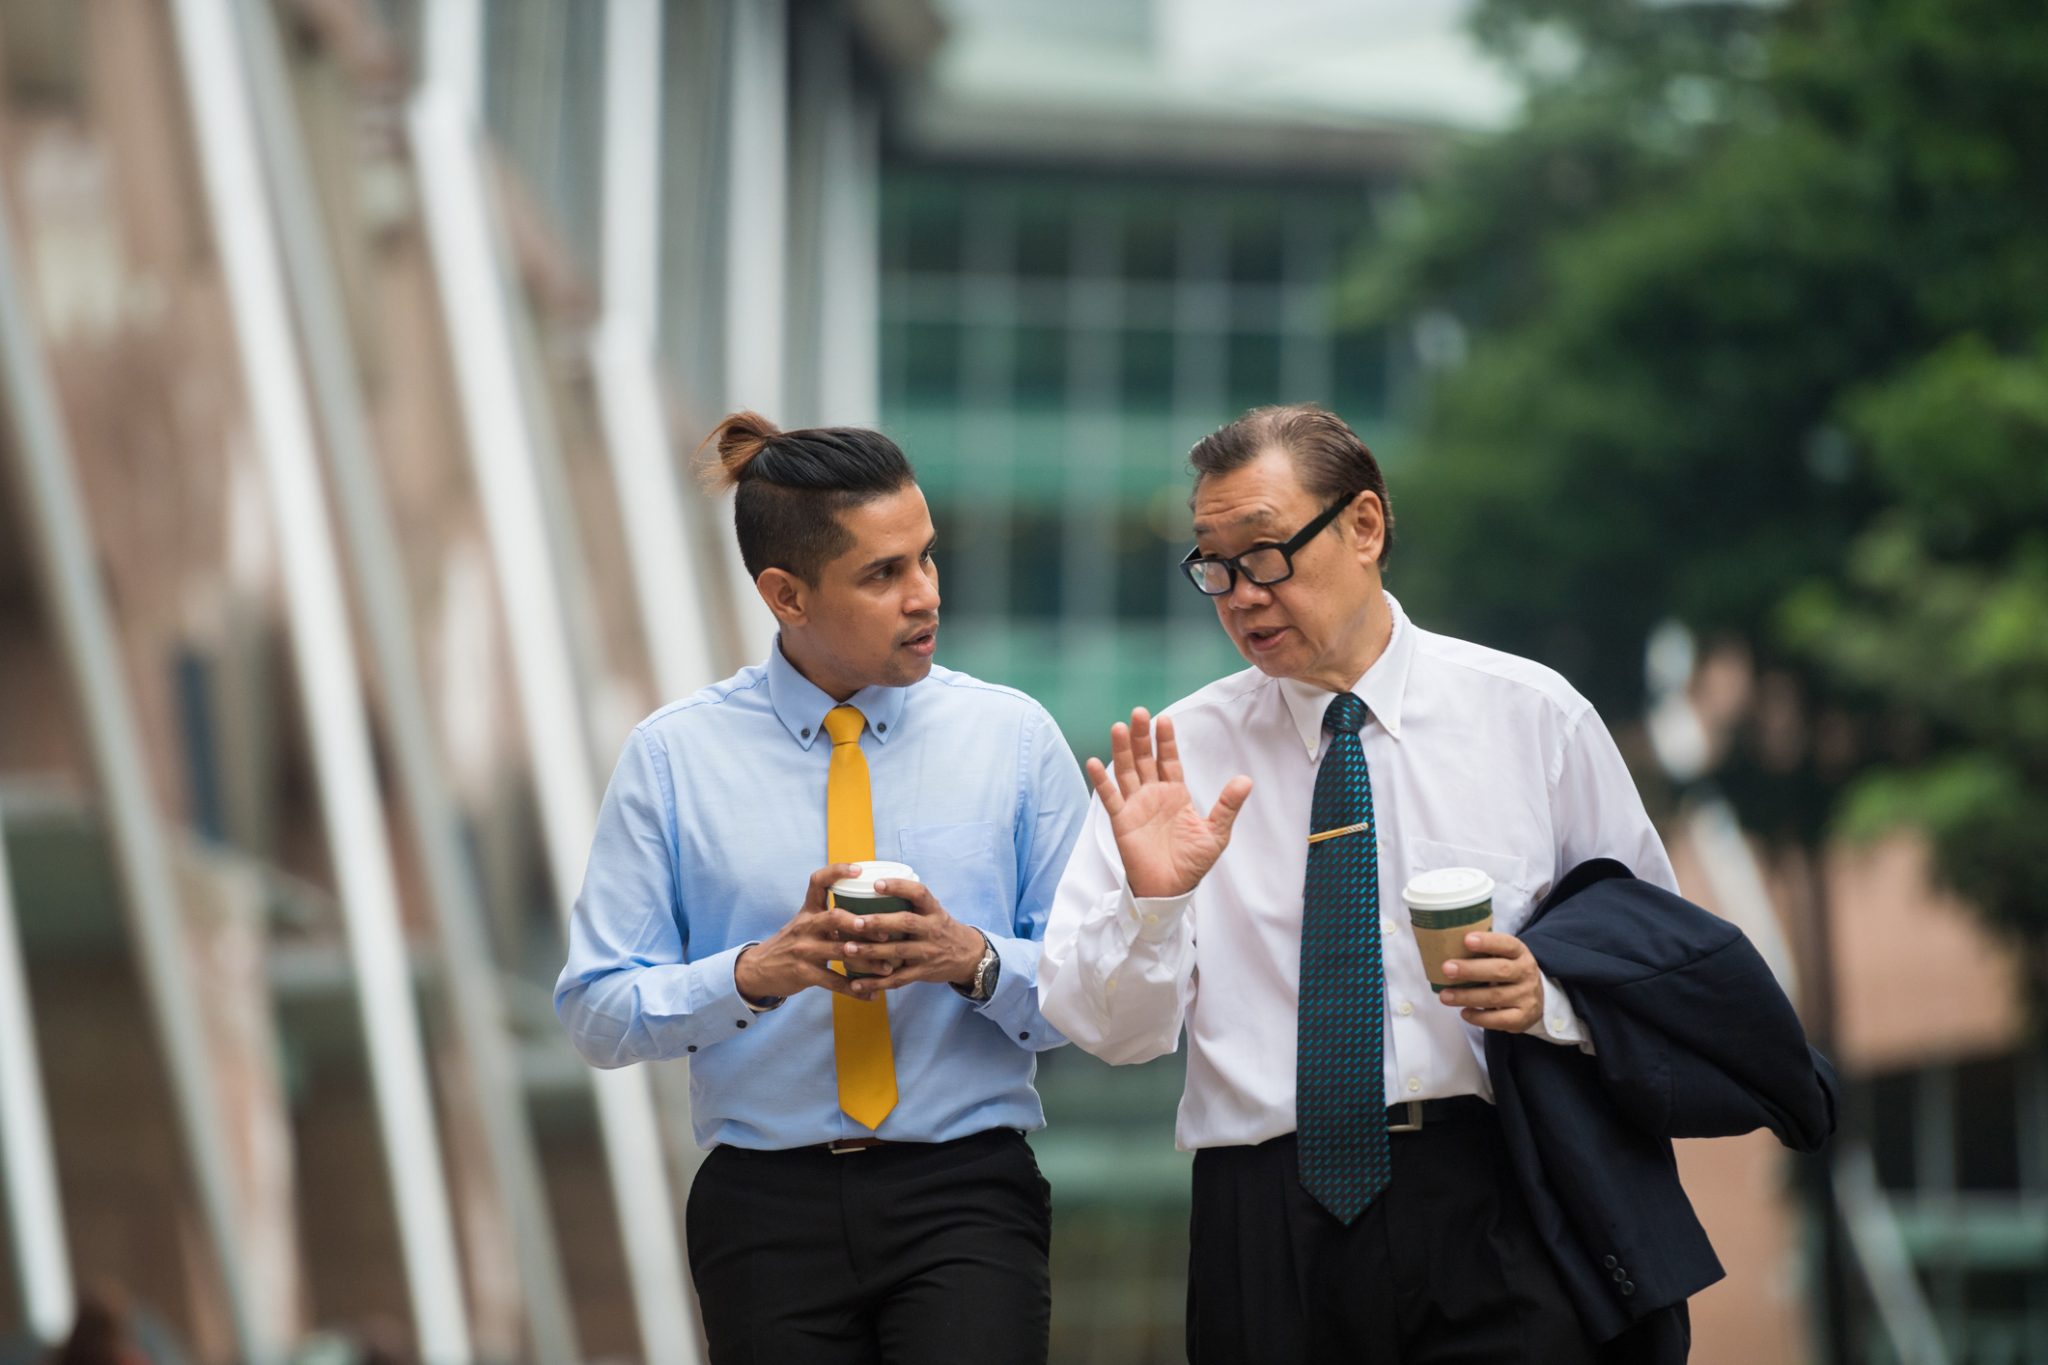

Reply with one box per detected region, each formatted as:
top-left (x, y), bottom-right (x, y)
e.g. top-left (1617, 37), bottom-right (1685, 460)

top-left (1322, 692), bottom-right (1368, 736)
top-left (823, 705), bottom-right (867, 746)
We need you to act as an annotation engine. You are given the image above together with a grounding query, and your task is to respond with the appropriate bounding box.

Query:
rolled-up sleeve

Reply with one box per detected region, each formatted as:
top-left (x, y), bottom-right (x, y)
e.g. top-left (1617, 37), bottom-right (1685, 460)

top-left (1039, 798), bottom-right (1197, 1066)
top-left (554, 731), bottom-right (757, 1067)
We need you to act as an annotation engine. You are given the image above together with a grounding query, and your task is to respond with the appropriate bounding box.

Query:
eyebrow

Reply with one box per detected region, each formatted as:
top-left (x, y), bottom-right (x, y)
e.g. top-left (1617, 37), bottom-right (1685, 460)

top-left (1191, 508), bottom-right (1284, 538)
top-left (855, 536), bottom-right (938, 575)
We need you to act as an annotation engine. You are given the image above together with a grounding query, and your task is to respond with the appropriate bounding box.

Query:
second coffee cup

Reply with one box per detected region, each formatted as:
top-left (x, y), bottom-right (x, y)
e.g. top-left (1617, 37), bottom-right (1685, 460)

top-left (1401, 866), bottom-right (1495, 992)
top-left (831, 860), bottom-right (920, 978)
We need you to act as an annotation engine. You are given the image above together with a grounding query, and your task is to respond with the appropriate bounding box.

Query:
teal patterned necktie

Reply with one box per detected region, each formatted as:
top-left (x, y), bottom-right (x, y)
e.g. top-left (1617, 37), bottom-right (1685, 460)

top-left (1297, 691), bottom-right (1387, 1224)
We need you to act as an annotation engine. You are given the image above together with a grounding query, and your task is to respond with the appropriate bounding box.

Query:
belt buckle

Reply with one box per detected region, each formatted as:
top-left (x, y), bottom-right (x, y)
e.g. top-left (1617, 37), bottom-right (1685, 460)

top-left (828, 1137), bottom-right (876, 1155)
top-left (1387, 1100), bottom-right (1425, 1134)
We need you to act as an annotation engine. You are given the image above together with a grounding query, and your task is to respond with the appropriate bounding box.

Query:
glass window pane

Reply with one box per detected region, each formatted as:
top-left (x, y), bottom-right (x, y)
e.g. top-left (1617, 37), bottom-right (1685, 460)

top-left (1015, 185), bottom-right (1072, 279)
top-left (1228, 332), bottom-right (1282, 412)
top-left (1016, 326), bottom-right (1067, 407)
top-left (903, 321), bottom-right (962, 402)
top-left (1333, 328), bottom-right (1389, 419)
top-left (1121, 329), bottom-right (1175, 410)
top-left (1228, 204), bottom-right (1285, 284)
top-left (1122, 201), bottom-right (1179, 282)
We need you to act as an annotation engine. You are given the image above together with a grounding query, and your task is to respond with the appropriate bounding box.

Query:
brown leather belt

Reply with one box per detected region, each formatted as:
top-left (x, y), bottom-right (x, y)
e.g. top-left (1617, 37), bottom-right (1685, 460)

top-left (823, 1136), bottom-right (891, 1155)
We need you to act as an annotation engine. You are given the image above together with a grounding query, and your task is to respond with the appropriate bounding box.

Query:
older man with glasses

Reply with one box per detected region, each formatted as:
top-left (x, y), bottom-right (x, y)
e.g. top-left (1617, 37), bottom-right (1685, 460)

top-left (1038, 403), bottom-right (1686, 1363)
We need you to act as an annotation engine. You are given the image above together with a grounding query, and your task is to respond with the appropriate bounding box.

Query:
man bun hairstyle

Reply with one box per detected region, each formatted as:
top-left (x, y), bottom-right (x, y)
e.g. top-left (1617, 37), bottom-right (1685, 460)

top-left (1188, 403), bottom-right (1394, 568)
top-left (697, 411), bottom-right (916, 584)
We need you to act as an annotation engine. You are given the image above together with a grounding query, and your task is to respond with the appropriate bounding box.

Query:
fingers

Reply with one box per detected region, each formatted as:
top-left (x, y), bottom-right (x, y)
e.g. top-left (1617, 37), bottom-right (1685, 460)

top-left (816, 908), bottom-right (893, 943)
top-left (1460, 1004), bottom-right (1541, 1032)
top-left (1461, 932), bottom-right (1530, 960)
top-left (1156, 715), bottom-right (1183, 784)
top-left (1438, 984), bottom-right (1524, 1010)
top-left (1206, 775), bottom-right (1254, 838)
top-left (801, 863), bottom-right (862, 915)
top-left (1085, 756), bottom-right (1125, 817)
top-left (1130, 708), bottom-right (1158, 783)
top-left (873, 879), bottom-right (942, 915)
top-left (1109, 721), bottom-right (1140, 797)
top-left (1438, 955), bottom-right (1522, 984)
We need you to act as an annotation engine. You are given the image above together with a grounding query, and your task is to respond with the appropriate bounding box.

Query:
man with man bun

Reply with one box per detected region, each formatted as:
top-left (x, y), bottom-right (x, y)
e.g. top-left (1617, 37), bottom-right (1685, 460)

top-left (557, 413), bottom-right (1085, 1364)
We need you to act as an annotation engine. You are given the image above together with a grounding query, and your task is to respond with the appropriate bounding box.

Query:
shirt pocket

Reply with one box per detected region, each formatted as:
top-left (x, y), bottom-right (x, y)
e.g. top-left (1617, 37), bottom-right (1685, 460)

top-left (1405, 836), bottom-right (1544, 936)
top-left (896, 821), bottom-right (1012, 934)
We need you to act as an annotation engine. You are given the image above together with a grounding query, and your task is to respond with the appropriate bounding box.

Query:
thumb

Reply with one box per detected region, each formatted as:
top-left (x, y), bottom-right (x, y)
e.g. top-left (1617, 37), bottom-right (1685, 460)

top-left (1206, 775), bottom-right (1254, 840)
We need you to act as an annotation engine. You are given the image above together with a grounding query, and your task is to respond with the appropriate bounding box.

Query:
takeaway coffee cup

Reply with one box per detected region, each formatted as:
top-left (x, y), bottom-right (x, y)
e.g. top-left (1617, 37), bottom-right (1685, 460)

top-left (1401, 867), bottom-right (1495, 993)
top-left (830, 861), bottom-right (919, 978)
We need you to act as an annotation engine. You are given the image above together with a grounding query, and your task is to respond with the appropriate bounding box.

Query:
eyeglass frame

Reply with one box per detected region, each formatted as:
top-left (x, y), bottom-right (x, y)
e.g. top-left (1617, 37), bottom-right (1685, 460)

top-left (1179, 490), bottom-right (1361, 597)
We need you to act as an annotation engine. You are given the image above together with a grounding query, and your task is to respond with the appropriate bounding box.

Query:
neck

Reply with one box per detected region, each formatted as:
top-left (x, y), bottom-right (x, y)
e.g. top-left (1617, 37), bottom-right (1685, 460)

top-left (777, 632), bottom-right (859, 702)
top-left (1304, 589), bottom-right (1393, 694)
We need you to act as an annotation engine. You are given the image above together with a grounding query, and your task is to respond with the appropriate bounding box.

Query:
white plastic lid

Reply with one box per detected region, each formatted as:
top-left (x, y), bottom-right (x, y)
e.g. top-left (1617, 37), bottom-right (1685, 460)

top-left (1401, 866), bottom-right (1495, 911)
top-left (832, 860), bottom-right (920, 895)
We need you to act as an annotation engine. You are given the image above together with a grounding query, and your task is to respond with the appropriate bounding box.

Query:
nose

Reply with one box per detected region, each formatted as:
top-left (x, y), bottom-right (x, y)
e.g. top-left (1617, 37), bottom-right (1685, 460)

top-left (907, 558), bottom-right (941, 614)
top-left (1224, 573), bottom-right (1272, 611)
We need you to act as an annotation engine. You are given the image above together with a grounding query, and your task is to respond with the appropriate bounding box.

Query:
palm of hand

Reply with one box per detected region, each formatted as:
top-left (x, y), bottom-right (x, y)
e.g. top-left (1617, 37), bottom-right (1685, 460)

top-left (1112, 780), bottom-right (1228, 899)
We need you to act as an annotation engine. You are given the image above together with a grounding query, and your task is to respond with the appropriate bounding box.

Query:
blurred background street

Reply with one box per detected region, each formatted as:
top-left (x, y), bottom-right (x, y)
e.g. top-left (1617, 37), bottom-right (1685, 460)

top-left (0, 0), bottom-right (2043, 1361)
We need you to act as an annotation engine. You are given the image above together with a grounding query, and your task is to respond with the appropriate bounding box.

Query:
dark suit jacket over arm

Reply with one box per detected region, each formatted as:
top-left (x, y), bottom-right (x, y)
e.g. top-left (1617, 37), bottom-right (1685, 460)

top-left (1484, 859), bottom-right (1839, 1363)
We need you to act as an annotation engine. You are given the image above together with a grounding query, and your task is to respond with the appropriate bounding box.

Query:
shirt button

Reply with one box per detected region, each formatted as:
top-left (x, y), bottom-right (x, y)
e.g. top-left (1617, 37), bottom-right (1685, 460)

top-left (877, 722), bottom-right (887, 733)
top-left (1396, 1000), bottom-right (1413, 1017)
top-left (1106, 977), bottom-right (1119, 992)
top-left (1143, 913), bottom-right (1158, 926)
top-left (687, 1045), bottom-right (697, 1054)
top-left (1018, 1031), bottom-right (1030, 1040)
top-left (1381, 920), bottom-right (1395, 937)
top-left (1550, 1017), bottom-right (1567, 1032)
top-left (1406, 1077), bottom-right (1421, 1093)
top-left (735, 1019), bottom-right (748, 1029)
top-left (800, 727), bottom-right (811, 738)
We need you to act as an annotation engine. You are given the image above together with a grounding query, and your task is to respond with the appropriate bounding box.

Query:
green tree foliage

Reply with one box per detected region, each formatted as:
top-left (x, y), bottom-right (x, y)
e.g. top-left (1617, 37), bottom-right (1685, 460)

top-left (1352, 0), bottom-right (2048, 993)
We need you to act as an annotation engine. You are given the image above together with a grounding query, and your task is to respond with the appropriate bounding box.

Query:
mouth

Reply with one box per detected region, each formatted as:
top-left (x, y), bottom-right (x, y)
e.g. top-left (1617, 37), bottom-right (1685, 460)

top-left (901, 623), bottom-right (938, 658)
top-left (1242, 625), bottom-right (1289, 654)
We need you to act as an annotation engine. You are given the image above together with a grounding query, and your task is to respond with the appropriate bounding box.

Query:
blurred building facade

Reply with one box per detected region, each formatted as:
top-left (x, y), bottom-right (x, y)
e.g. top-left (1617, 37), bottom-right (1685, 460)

top-left (0, 3), bottom-right (2042, 1365)
top-left (0, 0), bottom-right (919, 1361)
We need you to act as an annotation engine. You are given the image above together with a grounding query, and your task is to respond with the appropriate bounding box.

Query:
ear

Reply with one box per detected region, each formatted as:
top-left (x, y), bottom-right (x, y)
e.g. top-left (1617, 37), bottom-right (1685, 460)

top-left (756, 567), bottom-right (808, 627)
top-left (1348, 492), bottom-right (1386, 570)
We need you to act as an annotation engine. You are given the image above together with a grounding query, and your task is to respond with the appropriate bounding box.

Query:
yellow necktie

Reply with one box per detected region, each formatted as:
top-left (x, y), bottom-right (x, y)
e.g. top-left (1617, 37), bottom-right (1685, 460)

top-left (823, 704), bottom-right (898, 1129)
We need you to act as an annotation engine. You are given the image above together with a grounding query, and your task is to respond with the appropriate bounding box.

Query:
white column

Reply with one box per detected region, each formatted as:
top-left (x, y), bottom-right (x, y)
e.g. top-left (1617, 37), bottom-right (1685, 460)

top-left (719, 0), bottom-right (788, 661)
top-left (0, 809), bottom-right (73, 1343)
top-left (168, 1), bottom-right (474, 1359)
top-left (0, 158), bottom-right (277, 1365)
top-left (410, 4), bottom-right (702, 1361)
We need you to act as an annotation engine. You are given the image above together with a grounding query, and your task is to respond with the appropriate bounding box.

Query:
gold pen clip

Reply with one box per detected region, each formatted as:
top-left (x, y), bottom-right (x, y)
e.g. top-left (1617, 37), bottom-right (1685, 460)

top-left (1306, 821), bottom-right (1371, 846)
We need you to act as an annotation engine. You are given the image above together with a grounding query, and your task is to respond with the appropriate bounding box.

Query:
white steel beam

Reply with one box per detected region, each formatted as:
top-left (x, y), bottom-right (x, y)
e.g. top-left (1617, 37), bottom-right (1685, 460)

top-left (167, 1), bottom-right (473, 1359)
top-left (409, 5), bottom-right (701, 1362)
top-left (228, 0), bottom-right (582, 1357)
top-left (0, 806), bottom-right (73, 1343)
top-left (0, 144), bottom-right (275, 1365)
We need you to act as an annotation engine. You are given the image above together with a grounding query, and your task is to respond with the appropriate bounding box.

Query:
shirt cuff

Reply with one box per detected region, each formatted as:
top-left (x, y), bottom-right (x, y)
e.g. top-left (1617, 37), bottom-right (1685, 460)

top-left (1127, 891), bottom-right (1193, 944)
top-left (1528, 971), bottom-right (1593, 1051)
top-left (690, 942), bottom-right (774, 1038)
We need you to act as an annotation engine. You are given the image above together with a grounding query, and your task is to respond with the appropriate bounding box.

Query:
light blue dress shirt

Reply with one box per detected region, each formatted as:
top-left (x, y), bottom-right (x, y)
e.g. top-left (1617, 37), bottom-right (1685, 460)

top-left (555, 639), bottom-right (1087, 1149)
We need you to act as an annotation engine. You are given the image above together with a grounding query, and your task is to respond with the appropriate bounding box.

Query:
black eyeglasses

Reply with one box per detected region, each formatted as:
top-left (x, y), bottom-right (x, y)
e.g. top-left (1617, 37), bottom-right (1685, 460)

top-left (1180, 492), bottom-right (1358, 596)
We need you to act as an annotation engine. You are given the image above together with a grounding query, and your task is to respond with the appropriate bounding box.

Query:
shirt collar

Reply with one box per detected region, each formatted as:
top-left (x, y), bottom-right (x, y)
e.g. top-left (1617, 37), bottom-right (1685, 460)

top-left (766, 636), bottom-right (912, 751)
top-left (1276, 591), bottom-right (1415, 759)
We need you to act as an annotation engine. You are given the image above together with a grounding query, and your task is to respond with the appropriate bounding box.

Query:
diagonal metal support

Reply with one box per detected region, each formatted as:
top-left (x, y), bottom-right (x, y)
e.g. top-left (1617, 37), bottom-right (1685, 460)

top-left (0, 156), bottom-right (276, 1365)
top-left (411, 3), bottom-right (702, 1361)
top-left (168, 0), bottom-right (474, 1358)
top-left (226, 0), bottom-right (582, 1358)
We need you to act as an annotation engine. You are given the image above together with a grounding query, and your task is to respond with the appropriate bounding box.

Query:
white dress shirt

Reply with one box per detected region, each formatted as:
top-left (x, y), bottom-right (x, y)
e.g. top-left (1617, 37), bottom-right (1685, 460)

top-left (1039, 593), bottom-right (1678, 1151)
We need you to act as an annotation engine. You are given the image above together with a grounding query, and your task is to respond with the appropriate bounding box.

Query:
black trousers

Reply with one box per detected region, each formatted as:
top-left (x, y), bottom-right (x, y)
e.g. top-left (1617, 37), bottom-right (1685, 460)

top-left (1188, 1104), bottom-right (1597, 1365)
top-left (686, 1127), bottom-right (1052, 1365)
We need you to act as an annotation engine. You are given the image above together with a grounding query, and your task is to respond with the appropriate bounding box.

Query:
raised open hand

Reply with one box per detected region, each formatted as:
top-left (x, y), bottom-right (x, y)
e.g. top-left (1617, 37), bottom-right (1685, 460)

top-left (1085, 708), bottom-right (1253, 900)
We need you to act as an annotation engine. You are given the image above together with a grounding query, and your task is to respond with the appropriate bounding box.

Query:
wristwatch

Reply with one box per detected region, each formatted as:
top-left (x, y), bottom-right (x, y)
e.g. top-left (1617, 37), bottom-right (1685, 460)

top-left (954, 932), bottom-right (1000, 1003)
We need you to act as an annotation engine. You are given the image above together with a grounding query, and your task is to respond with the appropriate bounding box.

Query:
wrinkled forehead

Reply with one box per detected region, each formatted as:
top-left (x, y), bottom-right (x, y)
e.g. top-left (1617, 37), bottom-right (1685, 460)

top-left (1190, 449), bottom-right (1315, 540)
